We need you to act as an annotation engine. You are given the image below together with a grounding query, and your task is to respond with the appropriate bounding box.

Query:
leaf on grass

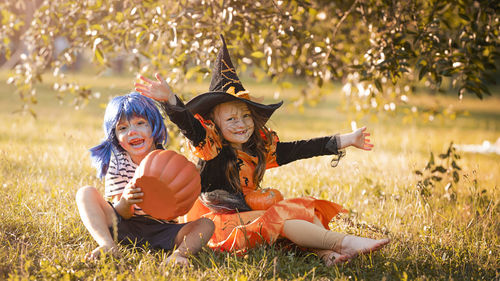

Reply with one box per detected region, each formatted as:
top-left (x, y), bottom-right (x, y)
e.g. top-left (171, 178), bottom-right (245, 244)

top-left (375, 79), bottom-right (383, 92)
top-left (432, 166), bottom-right (447, 173)
top-left (459, 13), bottom-right (470, 21)
top-left (453, 171), bottom-right (459, 183)
top-left (419, 66), bottom-right (428, 81)
top-left (431, 176), bottom-right (442, 182)
top-left (425, 152), bottom-right (435, 170)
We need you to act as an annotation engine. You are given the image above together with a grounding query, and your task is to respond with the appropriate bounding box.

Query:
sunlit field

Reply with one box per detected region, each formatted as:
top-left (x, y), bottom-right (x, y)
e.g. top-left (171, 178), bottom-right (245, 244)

top-left (0, 71), bottom-right (498, 280)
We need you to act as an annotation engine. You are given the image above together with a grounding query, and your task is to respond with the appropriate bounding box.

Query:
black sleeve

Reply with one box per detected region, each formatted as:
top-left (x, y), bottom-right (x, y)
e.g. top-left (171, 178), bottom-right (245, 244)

top-left (160, 96), bottom-right (206, 147)
top-left (275, 134), bottom-right (341, 166)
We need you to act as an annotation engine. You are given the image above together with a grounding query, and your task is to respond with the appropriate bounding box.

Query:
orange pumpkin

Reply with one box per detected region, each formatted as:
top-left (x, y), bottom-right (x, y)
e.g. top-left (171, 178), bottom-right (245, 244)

top-left (133, 150), bottom-right (201, 220)
top-left (245, 188), bottom-right (284, 210)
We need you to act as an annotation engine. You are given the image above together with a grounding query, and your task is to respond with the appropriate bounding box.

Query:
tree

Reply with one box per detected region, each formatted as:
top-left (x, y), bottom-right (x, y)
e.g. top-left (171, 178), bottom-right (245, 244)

top-left (1, 0), bottom-right (498, 116)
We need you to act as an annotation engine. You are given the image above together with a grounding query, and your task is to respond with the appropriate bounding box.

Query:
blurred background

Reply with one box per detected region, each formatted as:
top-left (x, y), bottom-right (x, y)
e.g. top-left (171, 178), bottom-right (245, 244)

top-left (0, 0), bottom-right (498, 280)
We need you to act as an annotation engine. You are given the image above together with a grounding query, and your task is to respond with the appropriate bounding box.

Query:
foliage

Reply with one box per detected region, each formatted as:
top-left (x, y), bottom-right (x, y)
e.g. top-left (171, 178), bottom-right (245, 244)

top-left (414, 142), bottom-right (462, 200)
top-left (1, 0), bottom-right (498, 115)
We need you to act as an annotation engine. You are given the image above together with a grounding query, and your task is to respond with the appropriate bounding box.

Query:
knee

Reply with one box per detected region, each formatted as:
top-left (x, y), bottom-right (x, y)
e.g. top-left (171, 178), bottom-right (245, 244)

top-left (75, 185), bottom-right (98, 203)
top-left (197, 217), bottom-right (215, 235)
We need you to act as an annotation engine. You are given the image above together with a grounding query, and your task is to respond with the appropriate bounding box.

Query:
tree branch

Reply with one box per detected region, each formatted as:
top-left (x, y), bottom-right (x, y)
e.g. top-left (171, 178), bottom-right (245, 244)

top-left (323, 0), bottom-right (360, 66)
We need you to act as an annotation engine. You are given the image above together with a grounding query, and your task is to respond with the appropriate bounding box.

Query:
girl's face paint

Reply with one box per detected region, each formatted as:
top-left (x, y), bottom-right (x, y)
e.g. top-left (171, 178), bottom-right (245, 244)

top-left (115, 115), bottom-right (154, 164)
top-left (213, 101), bottom-right (254, 150)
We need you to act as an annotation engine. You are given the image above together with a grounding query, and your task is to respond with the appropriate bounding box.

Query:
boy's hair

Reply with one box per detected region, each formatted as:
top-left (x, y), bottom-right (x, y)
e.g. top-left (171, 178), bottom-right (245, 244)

top-left (89, 92), bottom-right (167, 178)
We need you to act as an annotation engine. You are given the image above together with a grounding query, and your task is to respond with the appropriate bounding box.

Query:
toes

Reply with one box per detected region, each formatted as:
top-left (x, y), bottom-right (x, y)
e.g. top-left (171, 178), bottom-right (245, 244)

top-left (84, 252), bottom-right (93, 261)
top-left (177, 259), bottom-right (191, 267)
top-left (85, 249), bottom-right (100, 261)
top-left (323, 251), bottom-right (350, 266)
top-left (332, 254), bottom-right (351, 265)
top-left (359, 238), bottom-right (390, 255)
top-left (85, 245), bottom-right (118, 261)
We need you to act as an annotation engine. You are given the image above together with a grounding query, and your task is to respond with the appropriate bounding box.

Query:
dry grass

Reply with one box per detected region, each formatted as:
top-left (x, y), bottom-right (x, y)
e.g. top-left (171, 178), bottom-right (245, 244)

top-left (0, 71), bottom-right (498, 280)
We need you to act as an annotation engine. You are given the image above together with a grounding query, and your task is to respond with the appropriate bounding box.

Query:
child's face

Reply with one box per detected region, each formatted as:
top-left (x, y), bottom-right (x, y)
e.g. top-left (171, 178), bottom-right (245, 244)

top-left (213, 101), bottom-right (254, 150)
top-left (115, 115), bottom-right (154, 164)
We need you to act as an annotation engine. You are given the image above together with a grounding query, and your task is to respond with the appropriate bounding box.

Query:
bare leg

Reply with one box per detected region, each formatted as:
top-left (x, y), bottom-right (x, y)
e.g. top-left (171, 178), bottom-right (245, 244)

top-left (282, 219), bottom-right (349, 266)
top-left (310, 216), bottom-right (349, 265)
top-left (312, 216), bottom-right (390, 258)
top-left (75, 186), bottom-right (118, 260)
top-left (166, 218), bottom-right (215, 266)
top-left (283, 219), bottom-right (346, 250)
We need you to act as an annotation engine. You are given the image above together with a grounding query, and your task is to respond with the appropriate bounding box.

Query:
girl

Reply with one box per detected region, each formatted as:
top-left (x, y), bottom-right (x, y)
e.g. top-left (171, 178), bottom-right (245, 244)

top-left (135, 36), bottom-right (389, 265)
top-left (75, 92), bottom-right (214, 266)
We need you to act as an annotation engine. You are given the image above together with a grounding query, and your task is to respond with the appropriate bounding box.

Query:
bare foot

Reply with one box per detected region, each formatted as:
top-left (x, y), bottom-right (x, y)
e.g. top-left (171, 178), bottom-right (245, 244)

top-left (85, 244), bottom-right (118, 261)
top-left (340, 236), bottom-right (390, 258)
top-left (317, 249), bottom-right (350, 266)
top-left (165, 250), bottom-right (190, 267)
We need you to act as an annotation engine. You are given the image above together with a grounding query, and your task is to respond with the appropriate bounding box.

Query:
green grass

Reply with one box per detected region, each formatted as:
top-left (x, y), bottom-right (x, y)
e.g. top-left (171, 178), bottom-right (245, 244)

top-left (0, 71), bottom-right (499, 280)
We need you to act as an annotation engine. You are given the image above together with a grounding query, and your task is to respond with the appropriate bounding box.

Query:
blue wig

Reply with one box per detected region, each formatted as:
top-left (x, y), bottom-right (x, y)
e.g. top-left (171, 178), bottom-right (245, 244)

top-left (89, 92), bottom-right (167, 178)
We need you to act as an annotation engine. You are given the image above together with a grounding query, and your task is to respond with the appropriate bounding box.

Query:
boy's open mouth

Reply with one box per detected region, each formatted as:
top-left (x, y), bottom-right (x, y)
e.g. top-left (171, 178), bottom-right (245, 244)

top-left (129, 138), bottom-right (145, 147)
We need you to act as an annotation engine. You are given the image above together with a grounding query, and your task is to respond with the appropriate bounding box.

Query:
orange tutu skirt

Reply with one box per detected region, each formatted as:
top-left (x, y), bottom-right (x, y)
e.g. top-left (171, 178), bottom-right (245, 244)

top-left (185, 196), bottom-right (347, 253)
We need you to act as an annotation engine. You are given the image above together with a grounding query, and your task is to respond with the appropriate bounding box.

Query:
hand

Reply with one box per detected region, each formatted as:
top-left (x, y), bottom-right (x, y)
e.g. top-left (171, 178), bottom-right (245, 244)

top-left (350, 127), bottom-right (373, 151)
top-left (121, 183), bottom-right (144, 206)
top-left (134, 73), bottom-right (175, 103)
top-left (113, 183), bottom-right (143, 219)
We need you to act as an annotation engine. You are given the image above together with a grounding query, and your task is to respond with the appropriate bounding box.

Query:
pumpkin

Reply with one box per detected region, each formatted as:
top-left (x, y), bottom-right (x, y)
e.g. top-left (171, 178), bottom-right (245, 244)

top-left (245, 188), bottom-right (284, 210)
top-left (133, 150), bottom-right (201, 220)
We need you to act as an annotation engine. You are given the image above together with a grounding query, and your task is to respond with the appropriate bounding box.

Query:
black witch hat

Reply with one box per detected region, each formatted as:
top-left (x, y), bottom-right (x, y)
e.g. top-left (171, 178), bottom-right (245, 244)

top-left (186, 35), bottom-right (283, 122)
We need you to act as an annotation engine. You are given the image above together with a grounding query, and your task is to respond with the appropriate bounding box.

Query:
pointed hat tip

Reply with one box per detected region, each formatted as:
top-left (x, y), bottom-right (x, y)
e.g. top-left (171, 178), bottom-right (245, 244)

top-left (219, 34), bottom-right (226, 46)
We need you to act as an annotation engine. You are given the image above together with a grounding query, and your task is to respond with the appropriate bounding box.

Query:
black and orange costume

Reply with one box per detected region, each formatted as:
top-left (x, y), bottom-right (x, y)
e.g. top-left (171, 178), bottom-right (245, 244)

top-left (162, 99), bottom-right (347, 253)
top-left (162, 35), bottom-right (348, 253)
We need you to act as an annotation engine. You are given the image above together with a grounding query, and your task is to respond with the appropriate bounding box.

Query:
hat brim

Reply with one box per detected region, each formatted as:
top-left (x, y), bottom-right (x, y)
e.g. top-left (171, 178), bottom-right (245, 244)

top-left (186, 91), bottom-right (283, 123)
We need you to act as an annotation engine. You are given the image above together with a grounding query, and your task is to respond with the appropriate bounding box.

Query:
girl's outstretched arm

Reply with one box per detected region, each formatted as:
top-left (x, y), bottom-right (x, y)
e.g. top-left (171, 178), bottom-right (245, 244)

top-left (135, 73), bottom-right (177, 105)
top-left (275, 126), bottom-right (372, 166)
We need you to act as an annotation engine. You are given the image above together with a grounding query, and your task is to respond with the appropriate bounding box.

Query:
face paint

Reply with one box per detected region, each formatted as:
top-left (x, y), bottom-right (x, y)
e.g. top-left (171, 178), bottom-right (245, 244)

top-left (115, 115), bottom-right (155, 164)
top-left (213, 101), bottom-right (255, 150)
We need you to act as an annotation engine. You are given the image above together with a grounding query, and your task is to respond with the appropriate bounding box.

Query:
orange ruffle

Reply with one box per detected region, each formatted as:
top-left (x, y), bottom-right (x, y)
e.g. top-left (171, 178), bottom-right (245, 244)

top-left (185, 196), bottom-right (347, 253)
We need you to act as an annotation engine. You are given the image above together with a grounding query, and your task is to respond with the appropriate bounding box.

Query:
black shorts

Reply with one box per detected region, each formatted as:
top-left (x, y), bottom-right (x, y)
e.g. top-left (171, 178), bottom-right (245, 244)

top-left (108, 203), bottom-right (186, 251)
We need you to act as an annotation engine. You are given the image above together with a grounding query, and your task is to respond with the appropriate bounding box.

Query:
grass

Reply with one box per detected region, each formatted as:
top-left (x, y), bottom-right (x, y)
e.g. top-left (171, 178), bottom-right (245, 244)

top-left (0, 70), bottom-right (499, 280)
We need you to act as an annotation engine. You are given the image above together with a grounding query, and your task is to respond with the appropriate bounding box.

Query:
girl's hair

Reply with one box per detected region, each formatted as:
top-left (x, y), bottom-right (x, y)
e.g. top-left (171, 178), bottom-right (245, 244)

top-left (210, 101), bottom-right (273, 192)
top-left (89, 92), bottom-right (167, 178)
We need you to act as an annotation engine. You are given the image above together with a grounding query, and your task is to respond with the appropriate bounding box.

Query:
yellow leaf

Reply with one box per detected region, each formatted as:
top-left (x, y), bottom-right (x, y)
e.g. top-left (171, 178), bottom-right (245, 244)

top-left (253, 68), bottom-right (266, 82)
top-left (185, 66), bottom-right (201, 80)
top-left (251, 51), bottom-right (265, 58)
top-left (280, 82), bottom-right (293, 89)
top-left (94, 47), bottom-right (105, 65)
top-left (116, 12), bottom-right (124, 23)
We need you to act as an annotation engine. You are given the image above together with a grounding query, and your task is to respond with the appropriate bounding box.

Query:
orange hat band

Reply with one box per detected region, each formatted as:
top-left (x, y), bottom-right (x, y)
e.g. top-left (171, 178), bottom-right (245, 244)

top-left (226, 86), bottom-right (250, 100)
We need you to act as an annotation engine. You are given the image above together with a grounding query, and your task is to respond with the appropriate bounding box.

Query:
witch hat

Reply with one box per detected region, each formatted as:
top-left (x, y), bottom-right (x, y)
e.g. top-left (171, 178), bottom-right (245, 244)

top-left (186, 35), bottom-right (282, 122)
